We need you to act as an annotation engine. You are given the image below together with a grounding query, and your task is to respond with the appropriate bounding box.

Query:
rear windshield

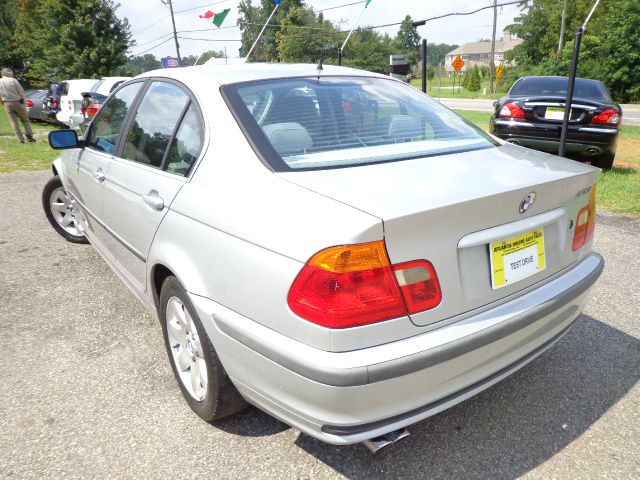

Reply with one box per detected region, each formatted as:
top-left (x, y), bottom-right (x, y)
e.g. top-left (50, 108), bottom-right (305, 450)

top-left (223, 76), bottom-right (497, 171)
top-left (509, 77), bottom-right (611, 102)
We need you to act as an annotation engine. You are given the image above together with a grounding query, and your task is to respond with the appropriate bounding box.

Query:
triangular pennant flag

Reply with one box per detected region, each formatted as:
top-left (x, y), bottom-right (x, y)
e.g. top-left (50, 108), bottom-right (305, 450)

top-left (365, 0), bottom-right (372, 7)
top-left (211, 8), bottom-right (230, 28)
top-left (274, 0), bottom-right (282, 4)
top-left (199, 10), bottom-right (214, 19)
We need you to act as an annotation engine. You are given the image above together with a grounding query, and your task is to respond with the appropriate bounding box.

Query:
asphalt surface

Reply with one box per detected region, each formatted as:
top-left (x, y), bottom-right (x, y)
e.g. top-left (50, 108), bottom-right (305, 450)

top-left (1, 170), bottom-right (639, 479)
top-left (439, 98), bottom-right (640, 126)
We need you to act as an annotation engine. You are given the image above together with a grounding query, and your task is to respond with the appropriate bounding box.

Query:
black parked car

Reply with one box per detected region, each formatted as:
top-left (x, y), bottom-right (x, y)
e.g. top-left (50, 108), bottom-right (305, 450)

top-left (490, 76), bottom-right (621, 169)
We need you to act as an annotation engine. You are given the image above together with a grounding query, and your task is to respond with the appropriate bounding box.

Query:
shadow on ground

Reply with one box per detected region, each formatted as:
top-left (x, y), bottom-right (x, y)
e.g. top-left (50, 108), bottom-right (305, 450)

top-left (218, 315), bottom-right (639, 478)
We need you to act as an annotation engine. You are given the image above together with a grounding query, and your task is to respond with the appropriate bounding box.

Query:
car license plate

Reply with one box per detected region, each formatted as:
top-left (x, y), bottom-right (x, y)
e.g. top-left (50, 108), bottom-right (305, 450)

top-left (489, 228), bottom-right (546, 289)
top-left (545, 107), bottom-right (566, 120)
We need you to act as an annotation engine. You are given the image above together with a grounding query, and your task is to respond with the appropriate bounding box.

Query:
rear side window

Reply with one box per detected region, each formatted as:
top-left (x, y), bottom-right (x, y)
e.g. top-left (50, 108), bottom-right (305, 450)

top-left (165, 104), bottom-right (203, 176)
top-left (86, 82), bottom-right (142, 154)
top-left (122, 81), bottom-right (189, 168)
top-left (224, 77), bottom-right (496, 171)
top-left (509, 77), bottom-right (612, 102)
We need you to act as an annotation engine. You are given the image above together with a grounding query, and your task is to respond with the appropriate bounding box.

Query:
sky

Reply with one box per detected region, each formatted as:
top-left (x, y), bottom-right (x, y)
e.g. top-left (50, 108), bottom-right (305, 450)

top-left (116, 0), bottom-right (527, 60)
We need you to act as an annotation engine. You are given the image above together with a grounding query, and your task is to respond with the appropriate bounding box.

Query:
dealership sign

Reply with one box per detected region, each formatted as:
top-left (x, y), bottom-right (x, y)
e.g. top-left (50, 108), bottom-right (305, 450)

top-left (161, 56), bottom-right (180, 68)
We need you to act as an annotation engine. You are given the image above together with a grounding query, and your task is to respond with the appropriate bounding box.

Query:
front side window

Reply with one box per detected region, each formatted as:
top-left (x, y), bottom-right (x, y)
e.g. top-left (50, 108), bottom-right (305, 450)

top-left (122, 82), bottom-right (189, 168)
top-left (86, 82), bottom-right (142, 154)
top-left (224, 77), bottom-right (497, 171)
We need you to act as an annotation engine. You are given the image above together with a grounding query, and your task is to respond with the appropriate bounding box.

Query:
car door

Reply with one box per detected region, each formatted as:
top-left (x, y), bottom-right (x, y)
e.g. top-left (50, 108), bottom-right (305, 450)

top-left (100, 79), bottom-right (204, 291)
top-left (64, 81), bottom-right (144, 252)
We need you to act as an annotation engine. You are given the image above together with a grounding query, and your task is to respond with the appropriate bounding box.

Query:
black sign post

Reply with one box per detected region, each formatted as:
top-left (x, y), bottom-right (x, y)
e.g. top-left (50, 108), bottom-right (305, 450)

top-left (558, 0), bottom-right (601, 158)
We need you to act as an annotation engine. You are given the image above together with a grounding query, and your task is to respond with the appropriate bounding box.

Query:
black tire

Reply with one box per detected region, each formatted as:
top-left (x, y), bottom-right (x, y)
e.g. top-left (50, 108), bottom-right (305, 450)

top-left (41, 175), bottom-right (89, 244)
top-left (159, 276), bottom-right (247, 421)
top-left (591, 153), bottom-right (615, 170)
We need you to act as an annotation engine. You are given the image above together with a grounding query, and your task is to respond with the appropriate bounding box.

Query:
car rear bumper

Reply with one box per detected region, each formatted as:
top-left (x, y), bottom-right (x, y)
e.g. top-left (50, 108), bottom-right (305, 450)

top-left (490, 119), bottom-right (619, 156)
top-left (190, 252), bottom-right (603, 444)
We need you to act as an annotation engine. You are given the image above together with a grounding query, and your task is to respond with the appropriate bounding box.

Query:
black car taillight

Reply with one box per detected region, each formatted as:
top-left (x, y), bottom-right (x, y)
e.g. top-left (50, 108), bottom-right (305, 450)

top-left (592, 109), bottom-right (620, 126)
top-left (498, 103), bottom-right (525, 119)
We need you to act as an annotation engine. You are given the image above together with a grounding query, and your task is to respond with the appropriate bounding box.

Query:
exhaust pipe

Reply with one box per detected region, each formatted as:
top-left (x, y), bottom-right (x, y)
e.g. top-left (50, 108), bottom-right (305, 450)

top-left (363, 429), bottom-right (410, 453)
top-left (585, 147), bottom-right (599, 157)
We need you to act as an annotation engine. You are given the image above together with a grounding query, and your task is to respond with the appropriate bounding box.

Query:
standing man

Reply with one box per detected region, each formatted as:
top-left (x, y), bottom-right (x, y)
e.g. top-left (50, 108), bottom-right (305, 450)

top-left (0, 68), bottom-right (35, 143)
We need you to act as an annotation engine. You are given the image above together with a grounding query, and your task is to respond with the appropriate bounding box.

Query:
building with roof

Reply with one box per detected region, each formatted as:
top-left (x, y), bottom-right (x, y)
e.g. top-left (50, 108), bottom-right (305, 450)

top-left (444, 31), bottom-right (523, 74)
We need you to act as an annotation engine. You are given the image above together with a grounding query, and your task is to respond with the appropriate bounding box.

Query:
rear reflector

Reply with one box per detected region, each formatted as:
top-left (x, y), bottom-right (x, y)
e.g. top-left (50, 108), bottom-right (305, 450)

top-left (26, 99), bottom-right (34, 107)
top-left (572, 186), bottom-right (597, 251)
top-left (288, 241), bottom-right (441, 329)
top-left (498, 103), bottom-right (525, 119)
top-left (592, 109), bottom-right (620, 126)
top-left (393, 260), bottom-right (442, 313)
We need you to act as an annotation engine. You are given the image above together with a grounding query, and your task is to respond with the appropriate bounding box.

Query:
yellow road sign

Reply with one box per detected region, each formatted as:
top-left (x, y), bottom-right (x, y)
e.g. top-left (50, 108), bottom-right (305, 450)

top-left (452, 55), bottom-right (465, 73)
top-left (496, 65), bottom-right (503, 80)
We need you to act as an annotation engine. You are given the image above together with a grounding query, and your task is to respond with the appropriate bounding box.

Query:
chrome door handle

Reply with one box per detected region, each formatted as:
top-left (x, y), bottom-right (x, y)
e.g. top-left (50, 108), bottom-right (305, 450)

top-left (142, 191), bottom-right (165, 210)
top-left (94, 170), bottom-right (106, 182)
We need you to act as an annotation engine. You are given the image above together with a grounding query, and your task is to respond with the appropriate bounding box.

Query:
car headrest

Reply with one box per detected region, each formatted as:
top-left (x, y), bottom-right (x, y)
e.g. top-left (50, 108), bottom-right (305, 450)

top-left (387, 115), bottom-right (422, 142)
top-left (262, 122), bottom-right (313, 155)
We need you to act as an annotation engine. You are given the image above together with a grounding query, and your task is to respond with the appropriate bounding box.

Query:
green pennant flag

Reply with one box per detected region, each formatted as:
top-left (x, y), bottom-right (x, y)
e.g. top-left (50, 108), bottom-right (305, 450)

top-left (365, 0), bottom-right (372, 7)
top-left (199, 8), bottom-right (230, 27)
top-left (211, 8), bottom-right (230, 27)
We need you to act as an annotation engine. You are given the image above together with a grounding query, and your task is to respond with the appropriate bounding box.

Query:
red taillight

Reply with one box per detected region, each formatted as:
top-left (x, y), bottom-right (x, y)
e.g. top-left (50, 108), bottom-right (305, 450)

top-left (572, 186), bottom-right (597, 251)
top-left (87, 103), bottom-right (101, 117)
top-left (287, 241), bottom-right (441, 329)
top-left (591, 108), bottom-right (620, 126)
top-left (26, 99), bottom-right (34, 107)
top-left (498, 102), bottom-right (525, 119)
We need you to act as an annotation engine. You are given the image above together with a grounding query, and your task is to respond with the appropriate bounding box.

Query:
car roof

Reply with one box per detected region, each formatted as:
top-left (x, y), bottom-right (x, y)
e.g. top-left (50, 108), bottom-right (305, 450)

top-left (133, 63), bottom-right (389, 86)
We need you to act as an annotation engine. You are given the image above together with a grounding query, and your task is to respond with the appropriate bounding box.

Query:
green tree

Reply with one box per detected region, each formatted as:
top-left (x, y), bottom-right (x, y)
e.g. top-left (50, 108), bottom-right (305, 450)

top-left (342, 28), bottom-right (394, 73)
top-left (115, 54), bottom-right (160, 76)
top-left (426, 43), bottom-right (458, 68)
top-left (393, 15), bottom-right (421, 66)
top-left (181, 50), bottom-right (225, 66)
top-left (0, 0), bottom-right (21, 73)
top-left (238, 0), bottom-right (303, 61)
top-left (16, 0), bottom-right (132, 84)
top-left (466, 65), bottom-right (481, 92)
top-left (276, 7), bottom-right (340, 64)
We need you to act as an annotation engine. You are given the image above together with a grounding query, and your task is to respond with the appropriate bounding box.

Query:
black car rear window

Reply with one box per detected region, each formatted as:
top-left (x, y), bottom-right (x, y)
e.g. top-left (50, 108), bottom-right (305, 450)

top-left (509, 77), bottom-right (612, 102)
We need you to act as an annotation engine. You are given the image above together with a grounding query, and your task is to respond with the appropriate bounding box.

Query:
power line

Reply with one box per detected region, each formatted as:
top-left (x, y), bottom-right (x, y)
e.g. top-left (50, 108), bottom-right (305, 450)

top-left (318, 1), bottom-right (364, 12)
top-left (174, 0), bottom-right (230, 15)
top-left (130, 36), bottom-right (175, 56)
top-left (132, 15), bottom-right (168, 35)
top-left (178, 36), bottom-right (242, 42)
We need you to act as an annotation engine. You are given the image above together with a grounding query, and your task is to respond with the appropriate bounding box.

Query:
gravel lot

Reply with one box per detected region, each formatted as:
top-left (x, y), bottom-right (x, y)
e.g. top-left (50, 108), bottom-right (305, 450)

top-left (1, 170), bottom-right (638, 479)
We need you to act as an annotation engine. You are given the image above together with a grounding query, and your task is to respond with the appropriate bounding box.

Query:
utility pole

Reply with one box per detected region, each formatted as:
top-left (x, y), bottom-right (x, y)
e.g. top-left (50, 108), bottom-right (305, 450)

top-left (162, 0), bottom-right (181, 66)
top-left (558, 0), bottom-right (568, 54)
top-left (489, 0), bottom-right (497, 95)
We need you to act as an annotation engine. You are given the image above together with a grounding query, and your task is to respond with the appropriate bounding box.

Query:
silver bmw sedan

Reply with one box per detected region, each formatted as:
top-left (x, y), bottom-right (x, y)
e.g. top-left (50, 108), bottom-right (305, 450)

top-left (43, 63), bottom-right (603, 449)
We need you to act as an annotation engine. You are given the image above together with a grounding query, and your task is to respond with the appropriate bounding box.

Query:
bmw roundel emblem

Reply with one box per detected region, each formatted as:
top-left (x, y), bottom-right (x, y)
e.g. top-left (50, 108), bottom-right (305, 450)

top-left (519, 192), bottom-right (536, 214)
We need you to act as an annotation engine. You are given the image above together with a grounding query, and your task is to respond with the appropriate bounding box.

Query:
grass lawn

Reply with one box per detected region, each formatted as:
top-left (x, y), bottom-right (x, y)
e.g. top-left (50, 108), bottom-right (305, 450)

top-left (456, 109), bottom-right (640, 216)
top-left (411, 77), bottom-right (505, 100)
top-left (0, 105), bottom-right (59, 173)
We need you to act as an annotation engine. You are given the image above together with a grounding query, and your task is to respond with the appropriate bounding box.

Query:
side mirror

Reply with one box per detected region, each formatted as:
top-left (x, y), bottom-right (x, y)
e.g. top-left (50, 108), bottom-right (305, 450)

top-left (492, 101), bottom-right (499, 108)
top-left (49, 130), bottom-right (81, 149)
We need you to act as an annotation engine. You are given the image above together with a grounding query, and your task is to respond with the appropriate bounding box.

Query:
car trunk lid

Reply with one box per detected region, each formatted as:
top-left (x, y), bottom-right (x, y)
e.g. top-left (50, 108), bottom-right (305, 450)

top-left (279, 144), bottom-right (600, 327)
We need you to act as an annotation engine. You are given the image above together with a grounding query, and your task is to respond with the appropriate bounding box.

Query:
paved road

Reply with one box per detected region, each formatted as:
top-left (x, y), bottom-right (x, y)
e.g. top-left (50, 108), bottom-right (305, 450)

top-left (440, 98), bottom-right (640, 126)
top-left (1, 171), bottom-right (639, 479)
